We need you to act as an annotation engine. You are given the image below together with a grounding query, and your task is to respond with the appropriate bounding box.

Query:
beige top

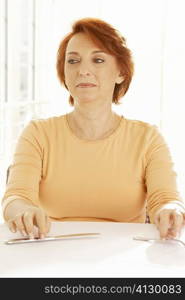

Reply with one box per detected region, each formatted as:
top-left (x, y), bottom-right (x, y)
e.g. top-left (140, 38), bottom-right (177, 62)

top-left (2, 114), bottom-right (185, 223)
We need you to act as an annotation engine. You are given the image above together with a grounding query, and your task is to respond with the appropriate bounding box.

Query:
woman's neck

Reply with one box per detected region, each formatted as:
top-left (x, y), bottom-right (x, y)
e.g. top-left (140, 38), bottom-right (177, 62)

top-left (66, 108), bottom-right (121, 140)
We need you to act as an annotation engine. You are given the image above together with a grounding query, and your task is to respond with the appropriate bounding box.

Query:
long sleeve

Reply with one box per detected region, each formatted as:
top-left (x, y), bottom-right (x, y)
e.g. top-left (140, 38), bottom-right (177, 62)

top-left (1, 120), bottom-right (44, 216)
top-left (144, 125), bottom-right (185, 223)
top-left (1, 114), bottom-right (185, 223)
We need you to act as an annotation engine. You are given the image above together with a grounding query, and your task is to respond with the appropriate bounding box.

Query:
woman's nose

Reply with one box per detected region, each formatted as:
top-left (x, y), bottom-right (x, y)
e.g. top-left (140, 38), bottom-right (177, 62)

top-left (78, 62), bottom-right (92, 76)
top-left (79, 70), bottom-right (91, 76)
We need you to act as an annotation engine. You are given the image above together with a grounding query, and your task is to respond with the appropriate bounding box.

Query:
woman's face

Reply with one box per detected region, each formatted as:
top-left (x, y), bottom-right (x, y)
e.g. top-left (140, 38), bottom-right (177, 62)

top-left (64, 33), bottom-right (124, 105)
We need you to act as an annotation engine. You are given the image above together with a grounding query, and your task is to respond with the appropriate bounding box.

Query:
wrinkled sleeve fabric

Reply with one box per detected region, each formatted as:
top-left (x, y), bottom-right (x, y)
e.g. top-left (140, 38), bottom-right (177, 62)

top-left (1, 120), bottom-right (44, 217)
top-left (144, 125), bottom-right (185, 223)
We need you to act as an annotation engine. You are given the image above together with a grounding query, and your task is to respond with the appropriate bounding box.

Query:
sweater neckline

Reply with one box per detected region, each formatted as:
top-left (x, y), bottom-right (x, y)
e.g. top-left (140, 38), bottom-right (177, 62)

top-left (64, 113), bottom-right (124, 143)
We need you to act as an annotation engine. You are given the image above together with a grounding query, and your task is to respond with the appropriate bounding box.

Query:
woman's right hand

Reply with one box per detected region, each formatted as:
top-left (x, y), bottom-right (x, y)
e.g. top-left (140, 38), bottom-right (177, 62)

top-left (4, 199), bottom-right (51, 239)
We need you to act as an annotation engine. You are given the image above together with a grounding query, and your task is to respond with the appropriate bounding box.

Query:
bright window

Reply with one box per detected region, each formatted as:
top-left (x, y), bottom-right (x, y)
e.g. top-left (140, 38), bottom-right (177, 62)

top-left (0, 0), bottom-right (185, 222)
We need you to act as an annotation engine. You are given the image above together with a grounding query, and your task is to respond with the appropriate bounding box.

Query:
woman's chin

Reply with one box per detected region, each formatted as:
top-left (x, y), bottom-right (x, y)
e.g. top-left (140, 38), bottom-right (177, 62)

top-left (76, 97), bottom-right (97, 104)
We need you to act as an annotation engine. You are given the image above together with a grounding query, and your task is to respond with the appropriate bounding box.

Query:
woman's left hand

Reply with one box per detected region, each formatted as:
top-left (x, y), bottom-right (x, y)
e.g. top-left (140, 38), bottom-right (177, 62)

top-left (154, 203), bottom-right (185, 239)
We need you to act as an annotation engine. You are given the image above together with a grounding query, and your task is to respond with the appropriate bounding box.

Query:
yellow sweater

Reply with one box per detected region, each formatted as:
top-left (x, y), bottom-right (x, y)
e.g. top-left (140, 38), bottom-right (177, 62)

top-left (2, 114), bottom-right (185, 223)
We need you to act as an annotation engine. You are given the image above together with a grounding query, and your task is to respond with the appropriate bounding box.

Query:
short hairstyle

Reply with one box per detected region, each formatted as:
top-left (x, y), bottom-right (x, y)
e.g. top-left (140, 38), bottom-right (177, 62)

top-left (56, 18), bottom-right (134, 106)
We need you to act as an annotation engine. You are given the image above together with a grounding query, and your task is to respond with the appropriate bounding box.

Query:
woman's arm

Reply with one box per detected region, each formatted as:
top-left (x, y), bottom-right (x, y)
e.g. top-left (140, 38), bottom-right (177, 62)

top-left (1, 120), bottom-right (51, 238)
top-left (144, 125), bottom-right (185, 238)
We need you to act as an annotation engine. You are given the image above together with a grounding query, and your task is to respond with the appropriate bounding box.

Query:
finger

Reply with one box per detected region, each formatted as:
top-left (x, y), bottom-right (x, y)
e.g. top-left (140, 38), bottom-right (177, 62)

top-left (46, 216), bottom-right (51, 234)
top-left (165, 214), bottom-right (174, 238)
top-left (14, 215), bottom-right (27, 237)
top-left (154, 213), bottom-right (160, 230)
top-left (34, 211), bottom-right (48, 238)
top-left (22, 212), bottom-right (35, 238)
top-left (7, 220), bottom-right (17, 233)
top-left (158, 213), bottom-right (171, 239)
top-left (168, 212), bottom-right (183, 238)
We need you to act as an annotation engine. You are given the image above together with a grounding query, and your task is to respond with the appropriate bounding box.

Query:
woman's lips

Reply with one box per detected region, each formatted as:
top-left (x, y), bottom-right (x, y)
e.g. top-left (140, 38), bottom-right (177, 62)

top-left (76, 83), bottom-right (97, 88)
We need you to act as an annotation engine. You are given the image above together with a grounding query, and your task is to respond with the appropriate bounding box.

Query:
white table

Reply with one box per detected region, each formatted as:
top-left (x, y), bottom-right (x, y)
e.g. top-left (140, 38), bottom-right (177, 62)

top-left (0, 221), bottom-right (185, 277)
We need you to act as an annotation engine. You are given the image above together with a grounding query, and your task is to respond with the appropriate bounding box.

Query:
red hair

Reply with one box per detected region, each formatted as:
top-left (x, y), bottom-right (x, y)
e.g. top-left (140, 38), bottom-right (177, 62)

top-left (56, 18), bottom-right (134, 106)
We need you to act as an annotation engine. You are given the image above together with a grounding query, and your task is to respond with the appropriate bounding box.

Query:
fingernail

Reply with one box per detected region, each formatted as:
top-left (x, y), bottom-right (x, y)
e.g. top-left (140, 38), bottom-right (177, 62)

top-left (11, 228), bottom-right (16, 233)
top-left (40, 233), bottom-right (45, 239)
top-left (22, 230), bottom-right (27, 237)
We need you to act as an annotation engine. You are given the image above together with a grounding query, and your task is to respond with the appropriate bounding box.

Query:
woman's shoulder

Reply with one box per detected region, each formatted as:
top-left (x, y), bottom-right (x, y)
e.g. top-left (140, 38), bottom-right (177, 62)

top-left (25, 114), bottom-right (65, 130)
top-left (19, 115), bottom-right (66, 140)
top-left (122, 116), bottom-right (161, 143)
top-left (123, 116), bottom-right (157, 130)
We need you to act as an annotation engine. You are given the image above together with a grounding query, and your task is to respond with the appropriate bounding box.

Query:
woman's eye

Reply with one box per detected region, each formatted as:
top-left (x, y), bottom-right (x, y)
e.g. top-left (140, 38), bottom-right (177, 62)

top-left (67, 59), bottom-right (79, 64)
top-left (67, 58), bottom-right (104, 64)
top-left (93, 58), bottom-right (104, 63)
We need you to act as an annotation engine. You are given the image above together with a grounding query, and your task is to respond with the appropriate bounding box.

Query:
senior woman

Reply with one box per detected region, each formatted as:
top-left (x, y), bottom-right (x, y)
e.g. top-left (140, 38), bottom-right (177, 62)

top-left (1, 18), bottom-right (185, 240)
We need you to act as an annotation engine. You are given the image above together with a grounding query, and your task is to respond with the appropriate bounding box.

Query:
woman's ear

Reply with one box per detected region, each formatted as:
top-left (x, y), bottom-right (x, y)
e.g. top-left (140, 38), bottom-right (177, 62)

top-left (116, 73), bottom-right (125, 84)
